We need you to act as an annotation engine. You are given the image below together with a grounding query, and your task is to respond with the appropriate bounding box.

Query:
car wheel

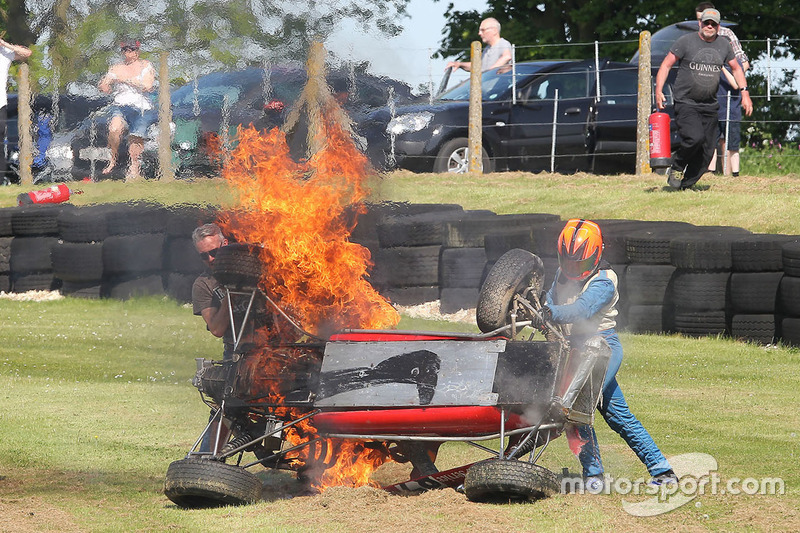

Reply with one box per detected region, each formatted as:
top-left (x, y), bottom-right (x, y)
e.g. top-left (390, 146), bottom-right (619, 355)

top-left (476, 248), bottom-right (545, 334)
top-left (463, 460), bottom-right (558, 503)
top-left (164, 458), bottom-right (262, 508)
top-left (433, 138), bottom-right (492, 174)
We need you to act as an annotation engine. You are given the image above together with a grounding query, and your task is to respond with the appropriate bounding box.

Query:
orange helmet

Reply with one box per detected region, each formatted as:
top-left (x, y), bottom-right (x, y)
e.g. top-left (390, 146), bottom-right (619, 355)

top-left (557, 219), bottom-right (603, 280)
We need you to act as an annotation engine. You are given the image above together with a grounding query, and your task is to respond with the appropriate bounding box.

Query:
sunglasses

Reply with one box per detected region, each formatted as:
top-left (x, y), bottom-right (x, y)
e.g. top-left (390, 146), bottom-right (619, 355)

top-left (702, 20), bottom-right (719, 27)
top-left (199, 247), bottom-right (221, 261)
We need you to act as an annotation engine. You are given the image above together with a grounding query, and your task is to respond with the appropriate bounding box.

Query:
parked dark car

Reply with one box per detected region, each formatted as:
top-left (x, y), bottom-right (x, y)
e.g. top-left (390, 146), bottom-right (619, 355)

top-left (358, 59), bottom-right (678, 175)
top-left (168, 65), bottom-right (415, 177)
top-left (2, 93), bottom-right (109, 184)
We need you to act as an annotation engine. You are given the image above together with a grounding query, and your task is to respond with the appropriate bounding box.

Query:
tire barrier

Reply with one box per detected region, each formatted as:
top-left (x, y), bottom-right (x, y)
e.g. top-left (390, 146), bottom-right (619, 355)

top-left (2, 202), bottom-right (800, 347)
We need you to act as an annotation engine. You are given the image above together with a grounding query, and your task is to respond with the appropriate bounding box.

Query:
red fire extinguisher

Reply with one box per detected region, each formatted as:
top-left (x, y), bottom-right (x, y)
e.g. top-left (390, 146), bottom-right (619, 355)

top-left (17, 183), bottom-right (79, 206)
top-left (649, 111), bottom-right (672, 170)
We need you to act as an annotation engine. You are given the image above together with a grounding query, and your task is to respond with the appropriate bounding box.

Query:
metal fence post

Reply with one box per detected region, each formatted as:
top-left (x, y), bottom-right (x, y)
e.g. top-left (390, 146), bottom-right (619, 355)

top-left (157, 51), bottom-right (174, 181)
top-left (18, 63), bottom-right (34, 186)
top-left (468, 41), bottom-right (483, 173)
top-left (636, 31), bottom-right (652, 175)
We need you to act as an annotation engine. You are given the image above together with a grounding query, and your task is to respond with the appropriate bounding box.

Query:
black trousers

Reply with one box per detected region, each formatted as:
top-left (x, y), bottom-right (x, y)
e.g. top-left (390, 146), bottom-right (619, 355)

top-left (672, 102), bottom-right (719, 189)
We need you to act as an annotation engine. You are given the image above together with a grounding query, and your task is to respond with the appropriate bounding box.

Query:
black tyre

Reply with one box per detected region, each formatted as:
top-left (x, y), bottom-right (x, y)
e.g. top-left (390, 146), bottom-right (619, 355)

top-left (106, 202), bottom-right (170, 235)
top-left (624, 264), bottom-right (676, 306)
top-left (371, 246), bottom-right (442, 288)
top-left (103, 233), bottom-right (166, 274)
top-left (464, 460), bottom-right (558, 503)
top-left (57, 205), bottom-right (111, 242)
top-left (530, 223), bottom-right (563, 257)
top-left (731, 234), bottom-right (800, 272)
top-left (433, 137), bottom-right (492, 174)
top-left (780, 317), bottom-right (800, 346)
top-left (164, 458), bottom-right (262, 508)
top-left (0, 236), bottom-right (13, 272)
top-left (439, 247), bottom-right (487, 288)
top-left (61, 280), bottom-right (102, 299)
top-left (11, 205), bottom-right (66, 236)
top-left (165, 237), bottom-right (206, 275)
top-left (729, 272), bottom-right (783, 314)
top-left (52, 242), bottom-right (104, 282)
top-left (443, 213), bottom-right (559, 248)
top-left (779, 276), bottom-right (800, 316)
top-left (669, 228), bottom-right (751, 270)
top-left (626, 304), bottom-right (671, 334)
top-left (105, 274), bottom-right (165, 300)
top-left (166, 272), bottom-right (196, 303)
top-left (730, 314), bottom-right (777, 345)
top-left (10, 237), bottom-right (58, 273)
top-left (625, 224), bottom-right (695, 264)
top-left (212, 243), bottom-right (263, 290)
top-left (476, 248), bottom-right (545, 333)
top-left (673, 310), bottom-right (728, 336)
top-left (12, 272), bottom-right (57, 292)
top-left (376, 210), bottom-right (494, 248)
top-left (782, 242), bottom-right (800, 277)
top-left (484, 231), bottom-right (534, 262)
top-left (671, 270), bottom-right (730, 312)
top-left (0, 208), bottom-right (19, 237)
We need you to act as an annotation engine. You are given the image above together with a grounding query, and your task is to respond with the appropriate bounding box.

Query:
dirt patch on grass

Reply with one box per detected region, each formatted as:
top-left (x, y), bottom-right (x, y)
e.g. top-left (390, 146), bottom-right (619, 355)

top-left (0, 497), bottom-right (85, 533)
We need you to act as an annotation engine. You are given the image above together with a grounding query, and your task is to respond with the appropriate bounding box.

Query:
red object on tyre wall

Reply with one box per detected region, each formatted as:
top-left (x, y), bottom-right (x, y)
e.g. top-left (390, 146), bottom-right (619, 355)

top-left (17, 183), bottom-right (71, 206)
top-left (313, 406), bottom-right (531, 437)
top-left (649, 111), bottom-right (672, 169)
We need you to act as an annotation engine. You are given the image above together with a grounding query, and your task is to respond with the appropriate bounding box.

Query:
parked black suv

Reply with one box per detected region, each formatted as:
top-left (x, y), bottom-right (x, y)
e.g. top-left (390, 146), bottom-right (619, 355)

top-left (359, 59), bottom-right (677, 174)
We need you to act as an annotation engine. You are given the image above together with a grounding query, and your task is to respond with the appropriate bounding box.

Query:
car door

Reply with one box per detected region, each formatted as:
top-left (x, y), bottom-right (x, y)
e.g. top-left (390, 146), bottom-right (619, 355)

top-left (503, 62), bottom-right (595, 172)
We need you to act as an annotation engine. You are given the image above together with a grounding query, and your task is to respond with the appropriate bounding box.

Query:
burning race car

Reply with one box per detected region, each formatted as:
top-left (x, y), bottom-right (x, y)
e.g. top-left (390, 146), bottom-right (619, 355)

top-left (163, 245), bottom-right (611, 507)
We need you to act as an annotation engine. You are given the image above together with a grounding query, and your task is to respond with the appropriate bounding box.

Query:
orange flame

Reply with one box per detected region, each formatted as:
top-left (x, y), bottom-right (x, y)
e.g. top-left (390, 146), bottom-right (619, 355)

top-left (218, 109), bottom-right (399, 490)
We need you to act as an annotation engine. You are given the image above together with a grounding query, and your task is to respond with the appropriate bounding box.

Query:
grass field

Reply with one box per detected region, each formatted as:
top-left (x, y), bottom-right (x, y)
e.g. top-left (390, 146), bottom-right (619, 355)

top-left (1, 170), bottom-right (799, 531)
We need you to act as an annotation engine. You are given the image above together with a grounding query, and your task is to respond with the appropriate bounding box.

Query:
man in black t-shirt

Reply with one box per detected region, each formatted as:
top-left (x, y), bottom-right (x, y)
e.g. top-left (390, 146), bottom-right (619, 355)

top-left (655, 8), bottom-right (752, 190)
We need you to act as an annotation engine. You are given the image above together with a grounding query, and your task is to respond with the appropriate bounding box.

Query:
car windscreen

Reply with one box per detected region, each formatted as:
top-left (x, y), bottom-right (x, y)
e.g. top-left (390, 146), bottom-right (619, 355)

top-left (171, 70), bottom-right (264, 111)
top-left (437, 63), bottom-right (560, 102)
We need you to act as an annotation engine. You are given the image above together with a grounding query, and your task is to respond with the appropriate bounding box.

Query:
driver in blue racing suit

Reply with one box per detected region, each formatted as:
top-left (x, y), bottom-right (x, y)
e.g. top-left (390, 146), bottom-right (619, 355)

top-left (539, 219), bottom-right (677, 492)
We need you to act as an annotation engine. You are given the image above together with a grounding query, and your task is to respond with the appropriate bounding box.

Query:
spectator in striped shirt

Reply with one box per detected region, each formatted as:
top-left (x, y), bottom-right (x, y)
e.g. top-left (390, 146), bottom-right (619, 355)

top-left (695, 2), bottom-right (750, 71)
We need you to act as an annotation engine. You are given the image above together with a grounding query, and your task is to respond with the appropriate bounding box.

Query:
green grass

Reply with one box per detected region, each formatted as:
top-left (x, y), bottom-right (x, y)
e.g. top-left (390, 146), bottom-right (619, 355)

top-left (0, 296), bottom-right (797, 531)
top-left (1, 171), bottom-right (799, 530)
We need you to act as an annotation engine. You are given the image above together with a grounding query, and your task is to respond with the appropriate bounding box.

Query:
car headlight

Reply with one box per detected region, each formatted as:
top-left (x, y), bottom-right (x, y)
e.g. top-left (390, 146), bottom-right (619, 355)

top-left (387, 112), bottom-right (434, 135)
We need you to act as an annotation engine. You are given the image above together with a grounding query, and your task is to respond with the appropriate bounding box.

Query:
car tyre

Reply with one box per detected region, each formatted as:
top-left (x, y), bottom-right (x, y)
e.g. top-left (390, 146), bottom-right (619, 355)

top-left (433, 138), bottom-right (492, 174)
top-left (464, 460), bottom-right (558, 503)
top-left (164, 458), bottom-right (262, 508)
top-left (476, 248), bottom-right (544, 333)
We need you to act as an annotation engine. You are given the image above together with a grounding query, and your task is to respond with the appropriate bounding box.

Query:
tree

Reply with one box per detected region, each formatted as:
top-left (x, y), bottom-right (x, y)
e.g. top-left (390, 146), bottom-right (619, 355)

top-left (21, 0), bottom-right (410, 90)
top-left (435, 0), bottom-right (800, 64)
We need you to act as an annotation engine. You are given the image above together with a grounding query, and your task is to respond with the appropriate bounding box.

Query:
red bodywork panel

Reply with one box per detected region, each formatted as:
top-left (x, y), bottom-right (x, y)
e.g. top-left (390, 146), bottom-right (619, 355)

top-left (328, 331), bottom-right (505, 342)
top-left (313, 406), bottom-right (530, 437)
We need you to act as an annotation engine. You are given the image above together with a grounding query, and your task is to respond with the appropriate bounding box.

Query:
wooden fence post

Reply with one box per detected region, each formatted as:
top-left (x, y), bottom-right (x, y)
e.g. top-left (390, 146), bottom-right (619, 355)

top-left (157, 51), bottom-right (174, 181)
top-left (17, 63), bottom-right (34, 186)
top-left (636, 31), bottom-right (652, 175)
top-left (468, 41), bottom-right (483, 173)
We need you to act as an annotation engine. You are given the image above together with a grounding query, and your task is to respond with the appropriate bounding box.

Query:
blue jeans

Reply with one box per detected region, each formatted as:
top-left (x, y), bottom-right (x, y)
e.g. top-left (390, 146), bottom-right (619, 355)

top-left (577, 330), bottom-right (672, 477)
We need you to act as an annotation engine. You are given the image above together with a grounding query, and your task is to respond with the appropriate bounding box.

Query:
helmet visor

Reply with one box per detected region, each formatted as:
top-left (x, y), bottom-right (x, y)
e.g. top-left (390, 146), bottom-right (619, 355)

top-left (559, 253), bottom-right (598, 280)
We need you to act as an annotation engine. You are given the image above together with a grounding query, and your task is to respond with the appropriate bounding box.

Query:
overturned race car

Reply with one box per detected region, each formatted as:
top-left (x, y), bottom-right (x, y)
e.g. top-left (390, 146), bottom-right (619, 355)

top-left (164, 246), bottom-right (611, 507)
